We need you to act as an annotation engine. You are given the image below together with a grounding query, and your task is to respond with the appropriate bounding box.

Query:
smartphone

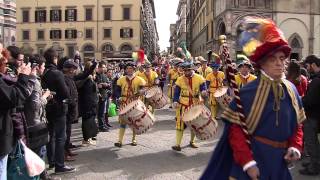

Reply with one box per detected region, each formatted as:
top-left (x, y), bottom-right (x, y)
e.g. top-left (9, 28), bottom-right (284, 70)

top-left (31, 63), bottom-right (38, 69)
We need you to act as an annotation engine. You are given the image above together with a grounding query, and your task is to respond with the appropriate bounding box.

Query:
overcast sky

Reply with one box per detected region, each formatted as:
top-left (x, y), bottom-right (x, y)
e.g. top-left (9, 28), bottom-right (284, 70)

top-left (154, 0), bottom-right (179, 51)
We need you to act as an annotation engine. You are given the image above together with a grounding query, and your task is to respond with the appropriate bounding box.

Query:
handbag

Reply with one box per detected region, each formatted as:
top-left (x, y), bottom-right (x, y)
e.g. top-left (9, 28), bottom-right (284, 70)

top-left (108, 102), bottom-right (117, 117)
top-left (7, 141), bottom-right (40, 180)
top-left (20, 141), bottom-right (45, 177)
top-left (27, 107), bottom-right (49, 150)
top-left (27, 122), bottom-right (49, 150)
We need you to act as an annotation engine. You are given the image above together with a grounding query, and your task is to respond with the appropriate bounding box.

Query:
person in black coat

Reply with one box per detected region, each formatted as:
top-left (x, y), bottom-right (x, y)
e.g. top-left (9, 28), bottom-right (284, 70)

top-left (78, 61), bottom-right (98, 146)
top-left (299, 55), bottom-right (320, 175)
top-left (95, 61), bottom-right (111, 132)
top-left (0, 49), bottom-right (35, 179)
top-left (42, 48), bottom-right (76, 174)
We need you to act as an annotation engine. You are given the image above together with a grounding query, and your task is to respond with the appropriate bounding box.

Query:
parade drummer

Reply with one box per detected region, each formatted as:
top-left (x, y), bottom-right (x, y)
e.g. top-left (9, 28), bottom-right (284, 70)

top-left (114, 61), bottom-right (146, 148)
top-left (138, 62), bottom-right (159, 113)
top-left (172, 62), bottom-right (207, 151)
top-left (138, 62), bottom-right (159, 88)
top-left (134, 63), bottom-right (145, 77)
top-left (197, 56), bottom-right (213, 78)
top-left (167, 59), bottom-right (183, 108)
top-left (206, 62), bottom-right (225, 119)
top-left (235, 61), bottom-right (257, 88)
top-left (201, 19), bottom-right (306, 180)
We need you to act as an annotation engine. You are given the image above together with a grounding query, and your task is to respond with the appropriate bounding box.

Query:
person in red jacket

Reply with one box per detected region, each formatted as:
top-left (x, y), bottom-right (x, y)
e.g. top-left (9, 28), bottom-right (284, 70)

top-left (287, 61), bottom-right (308, 97)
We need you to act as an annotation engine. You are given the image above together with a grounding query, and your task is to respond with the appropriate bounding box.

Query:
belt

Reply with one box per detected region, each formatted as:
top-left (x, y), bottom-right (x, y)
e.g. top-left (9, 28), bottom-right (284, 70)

top-left (253, 136), bottom-right (288, 149)
top-left (181, 95), bottom-right (199, 98)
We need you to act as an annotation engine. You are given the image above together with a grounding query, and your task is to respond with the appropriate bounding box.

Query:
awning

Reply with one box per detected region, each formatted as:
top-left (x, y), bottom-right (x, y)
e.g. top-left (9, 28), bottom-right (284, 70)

top-left (102, 58), bottom-right (133, 61)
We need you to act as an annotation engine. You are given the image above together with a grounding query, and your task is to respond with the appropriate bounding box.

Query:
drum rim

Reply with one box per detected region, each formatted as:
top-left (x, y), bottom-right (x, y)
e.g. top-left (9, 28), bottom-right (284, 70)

top-left (119, 99), bottom-right (145, 115)
top-left (182, 104), bottom-right (206, 122)
top-left (213, 86), bottom-right (229, 97)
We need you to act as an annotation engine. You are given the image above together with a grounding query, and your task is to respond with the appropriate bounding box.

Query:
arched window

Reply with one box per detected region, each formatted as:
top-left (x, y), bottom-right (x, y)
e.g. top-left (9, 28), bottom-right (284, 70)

top-left (119, 44), bottom-right (133, 54)
top-left (83, 44), bottom-right (95, 59)
top-left (289, 34), bottom-right (303, 60)
top-left (217, 22), bottom-right (226, 36)
top-left (291, 38), bottom-right (301, 48)
top-left (101, 43), bottom-right (114, 58)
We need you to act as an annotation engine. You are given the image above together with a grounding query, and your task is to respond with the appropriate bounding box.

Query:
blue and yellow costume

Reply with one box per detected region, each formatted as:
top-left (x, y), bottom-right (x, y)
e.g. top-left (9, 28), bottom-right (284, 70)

top-left (172, 62), bottom-right (207, 151)
top-left (201, 73), bottom-right (305, 179)
top-left (114, 65), bottom-right (146, 147)
top-left (206, 63), bottom-right (225, 118)
top-left (138, 64), bottom-right (159, 113)
top-left (202, 18), bottom-right (305, 180)
top-left (197, 66), bottom-right (212, 78)
top-left (167, 64), bottom-right (182, 105)
top-left (235, 61), bottom-right (257, 88)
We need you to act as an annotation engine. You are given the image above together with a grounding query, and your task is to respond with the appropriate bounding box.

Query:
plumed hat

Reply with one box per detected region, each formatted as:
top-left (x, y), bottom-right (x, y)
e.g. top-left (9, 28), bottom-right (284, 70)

top-left (239, 17), bottom-right (291, 66)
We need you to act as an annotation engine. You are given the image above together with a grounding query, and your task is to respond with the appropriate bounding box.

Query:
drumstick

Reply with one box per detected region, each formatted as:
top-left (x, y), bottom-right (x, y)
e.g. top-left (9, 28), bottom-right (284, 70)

top-left (219, 39), bottom-right (253, 150)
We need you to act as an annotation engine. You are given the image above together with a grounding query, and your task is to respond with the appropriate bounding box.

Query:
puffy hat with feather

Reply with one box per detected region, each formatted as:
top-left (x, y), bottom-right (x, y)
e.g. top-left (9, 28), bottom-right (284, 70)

top-left (239, 17), bottom-right (291, 66)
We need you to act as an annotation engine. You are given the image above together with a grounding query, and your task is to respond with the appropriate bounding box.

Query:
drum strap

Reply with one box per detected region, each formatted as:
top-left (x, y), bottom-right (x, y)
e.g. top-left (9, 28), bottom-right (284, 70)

top-left (184, 77), bottom-right (194, 106)
top-left (145, 72), bottom-right (152, 87)
top-left (125, 76), bottom-right (135, 103)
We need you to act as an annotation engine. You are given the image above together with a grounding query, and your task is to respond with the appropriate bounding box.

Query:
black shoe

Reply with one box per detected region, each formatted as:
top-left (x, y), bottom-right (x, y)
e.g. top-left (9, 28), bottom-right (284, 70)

top-left (91, 137), bottom-right (97, 141)
top-left (114, 142), bottom-right (122, 148)
top-left (106, 123), bottom-right (113, 128)
top-left (55, 166), bottom-right (76, 175)
top-left (68, 143), bottom-right (81, 150)
top-left (131, 142), bottom-right (137, 146)
top-left (99, 127), bottom-right (109, 132)
top-left (302, 162), bottom-right (310, 168)
top-left (48, 164), bottom-right (55, 170)
top-left (189, 142), bottom-right (199, 148)
top-left (172, 145), bottom-right (181, 151)
top-left (41, 170), bottom-right (62, 180)
top-left (299, 167), bottom-right (320, 176)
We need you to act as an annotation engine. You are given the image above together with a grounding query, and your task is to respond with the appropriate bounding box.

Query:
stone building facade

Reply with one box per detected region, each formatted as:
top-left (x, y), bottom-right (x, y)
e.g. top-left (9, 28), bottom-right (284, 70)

top-left (186, 0), bottom-right (320, 60)
top-left (0, 0), bottom-right (16, 47)
top-left (176, 0), bottom-right (187, 47)
top-left (16, 0), bottom-right (158, 62)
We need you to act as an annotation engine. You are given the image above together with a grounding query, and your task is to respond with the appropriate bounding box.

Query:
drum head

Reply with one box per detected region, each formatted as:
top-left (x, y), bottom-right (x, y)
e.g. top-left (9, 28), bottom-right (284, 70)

top-left (146, 87), bottom-right (161, 99)
top-left (182, 105), bottom-right (203, 122)
top-left (119, 99), bottom-right (144, 115)
top-left (213, 87), bottom-right (228, 97)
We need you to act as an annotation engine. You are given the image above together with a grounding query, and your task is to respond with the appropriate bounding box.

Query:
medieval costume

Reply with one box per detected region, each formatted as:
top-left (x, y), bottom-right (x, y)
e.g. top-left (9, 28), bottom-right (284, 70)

top-left (206, 63), bottom-right (225, 118)
top-left (234, 61), bottom-right (257, 88)
top-left (201, 18), bottom-right (306, 180)
top-left (167, 60), bottom-right (183, 107)
top-left (114, 62), bottom-right (146, 147)
top-left (197, 57), bottom-right (212, 78)
top-left (138, 63), bottom-right (159, 113)
top-left (172, 62), bottom-right (207, 151)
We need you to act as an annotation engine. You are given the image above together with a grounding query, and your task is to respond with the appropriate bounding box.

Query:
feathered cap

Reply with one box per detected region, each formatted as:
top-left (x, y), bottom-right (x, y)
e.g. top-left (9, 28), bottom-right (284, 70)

top-left (237, 60), bottom-right (253, 69)
top-left (209, 62), bottom-right (221, 69)
top-left (239, 17), bottom-right (291, 65)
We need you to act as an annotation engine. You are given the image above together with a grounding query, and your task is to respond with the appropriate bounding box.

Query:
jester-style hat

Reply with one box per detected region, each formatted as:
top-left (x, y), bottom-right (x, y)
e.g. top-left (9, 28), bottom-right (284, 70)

top-left (143, 62), bottom-right (152, 68)
top-left (181, 61), bottom-right (194, 70)
top-left (209, 62), bottom-right (221, 69)
top-left (237, 60), bottom-right (253, 69)
top-left (239, 17), bottom-right (291, 65)
top-left (125, 61), bottom-right (136, 68)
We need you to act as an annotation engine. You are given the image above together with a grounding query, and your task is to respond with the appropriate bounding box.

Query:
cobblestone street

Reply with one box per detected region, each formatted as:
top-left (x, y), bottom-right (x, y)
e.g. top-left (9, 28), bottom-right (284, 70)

top-left (50, 107), bottom-right (319, 180)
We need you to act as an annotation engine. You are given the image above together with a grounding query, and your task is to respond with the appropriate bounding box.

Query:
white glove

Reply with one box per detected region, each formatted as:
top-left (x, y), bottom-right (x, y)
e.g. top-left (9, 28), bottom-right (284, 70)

top-left (173, 102), bottom-right (178, 109)
top-left (139, 89), bottom-right (146, 96)
top-left (201, 90), bottom-right (208, 97)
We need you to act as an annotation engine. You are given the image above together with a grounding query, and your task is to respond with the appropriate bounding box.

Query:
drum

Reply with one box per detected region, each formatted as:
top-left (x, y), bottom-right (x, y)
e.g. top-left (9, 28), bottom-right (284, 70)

top-left (145, 87), bottom-right (169, 109)
top-left (118, 99), bottom-right (155, 135)
top-left (182, 104), bottom-right (218, 140)
top-left (214, 87), bottom-right (233, 109)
